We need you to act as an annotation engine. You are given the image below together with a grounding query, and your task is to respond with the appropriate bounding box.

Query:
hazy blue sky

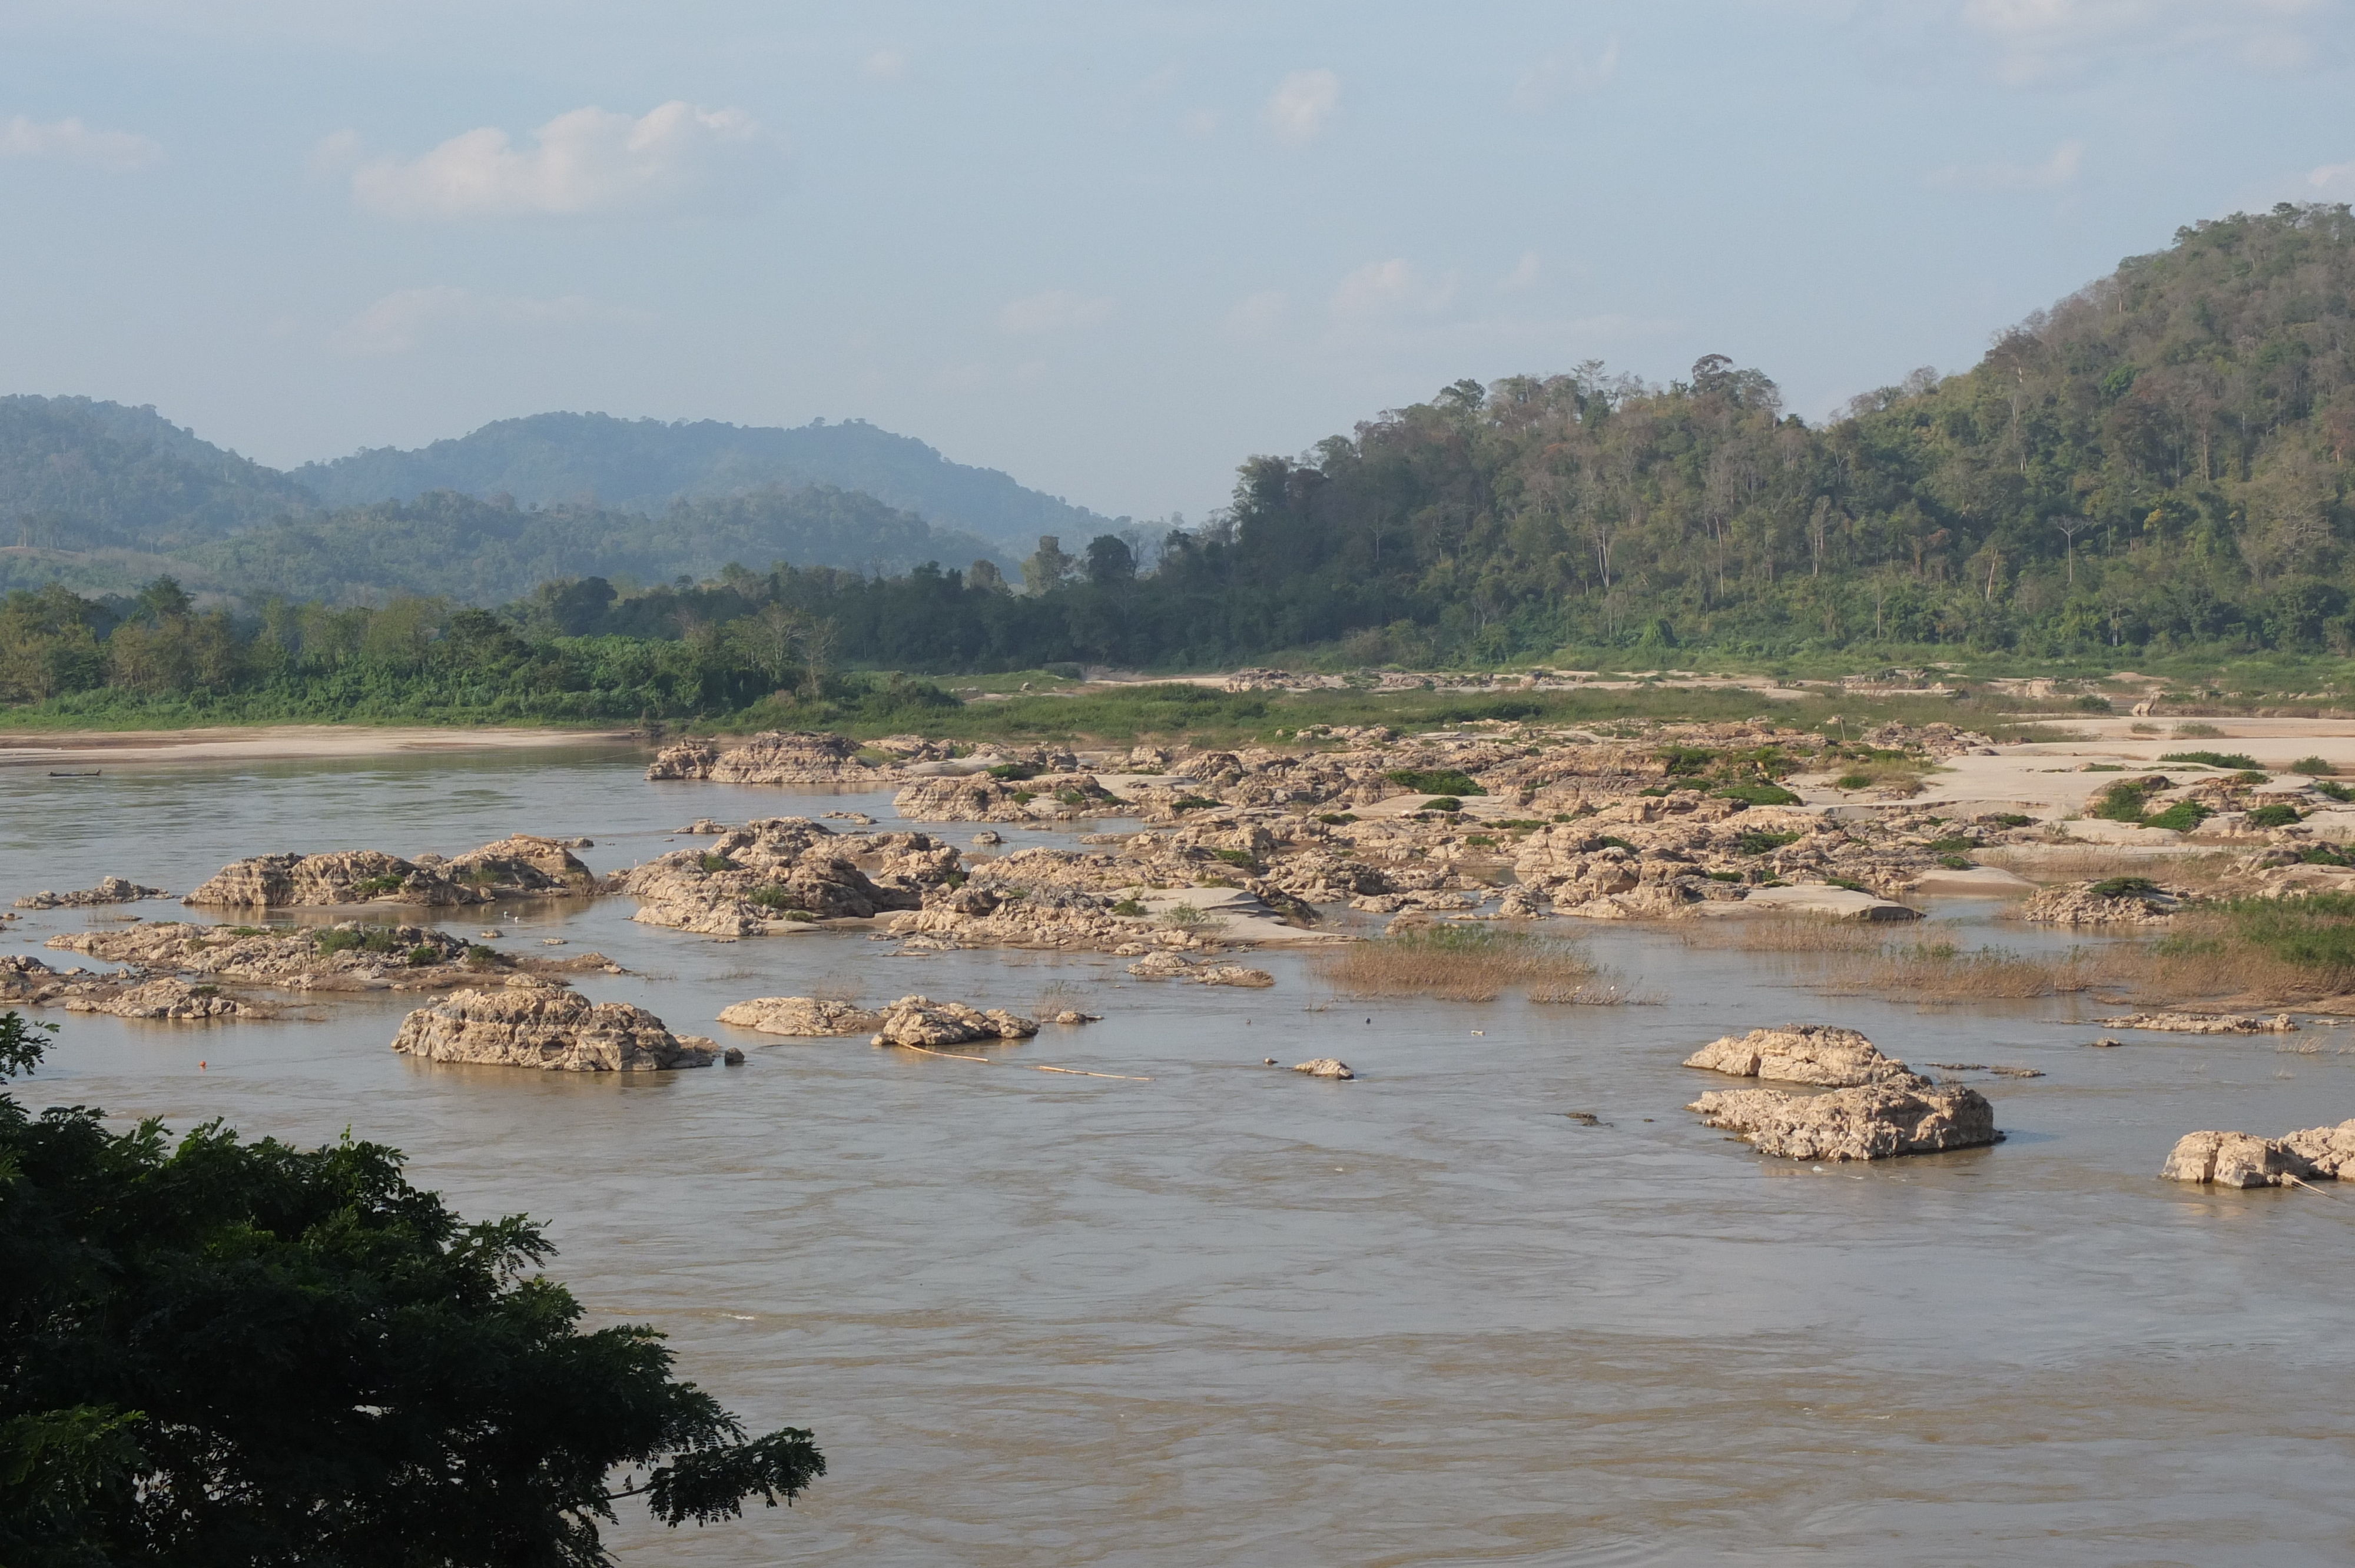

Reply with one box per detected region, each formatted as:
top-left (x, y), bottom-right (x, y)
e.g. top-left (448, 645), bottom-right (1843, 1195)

top-left (4, 1), bottom-right (2351, 523)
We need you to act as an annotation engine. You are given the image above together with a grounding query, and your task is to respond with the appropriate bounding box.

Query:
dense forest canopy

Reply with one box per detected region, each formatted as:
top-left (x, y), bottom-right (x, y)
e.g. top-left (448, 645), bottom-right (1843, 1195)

top-left (8, 202), bottom-right (2355, 719)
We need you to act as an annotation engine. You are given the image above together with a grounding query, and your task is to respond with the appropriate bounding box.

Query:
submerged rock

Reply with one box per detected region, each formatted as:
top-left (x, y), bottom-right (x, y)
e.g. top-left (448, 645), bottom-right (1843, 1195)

top-left (1689, 1081), bottom-right (2001, 1161)
top-left (2099, 1011), bottom-right (2297, 1035)
top-left (14, 875), bottom-right (170, 909)
top-left (1292, 1058), bottom-right (1354, 1079)
top-left (2162, 1118), bottom-right (2355, 1187)
top-left (1683, 1024), bottom-right (1918, 1088)
top-left (715, 996), bottom-right (885, 1037)
top-left (868, 995), bottom-right (1040, 1048)
top-left (392, 978), bottom-right (715, 1071)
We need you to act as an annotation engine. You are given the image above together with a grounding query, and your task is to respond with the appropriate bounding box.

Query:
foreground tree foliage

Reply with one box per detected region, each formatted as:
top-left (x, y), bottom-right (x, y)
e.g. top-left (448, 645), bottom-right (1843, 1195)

top-left (0, 1012), bottom-right (822, 1566)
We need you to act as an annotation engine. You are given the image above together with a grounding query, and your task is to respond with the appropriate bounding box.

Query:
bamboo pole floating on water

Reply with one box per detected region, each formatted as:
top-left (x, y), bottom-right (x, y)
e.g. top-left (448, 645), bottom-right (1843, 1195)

top-left (891, 1042), bottom-right (1153, 1081)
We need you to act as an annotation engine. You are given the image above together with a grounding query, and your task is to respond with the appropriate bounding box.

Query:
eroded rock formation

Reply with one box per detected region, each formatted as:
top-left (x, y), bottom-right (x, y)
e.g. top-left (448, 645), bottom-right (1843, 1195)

top-left (1683, 1024), bottom-right (1919, 1087)
top-left (867, 995), bottom-right (1039, 1048)
top-left (1689, 1081), bottom-right (2001, 1161)
top-left (14, 876), bottom-right (169, 909)
top-left (646, 731), bottom-right (897, 786)
top-left (2161, 1119), bottom-right (2355, 1187)
top-left (186, 837), bottom-right (595, 909)
top-left (715, 996), bottom-right (884, 1037)
top-left (391, 977), bottom-right (715, 1071)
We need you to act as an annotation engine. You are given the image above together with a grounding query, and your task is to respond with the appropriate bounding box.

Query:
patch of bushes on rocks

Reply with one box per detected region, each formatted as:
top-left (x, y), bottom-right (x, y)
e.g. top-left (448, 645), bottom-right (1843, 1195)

top-left (2158, 750), bottom-right (2260, 770)
top-left (1384, 768), bottom-right (1487, 796)
top-left (2244, 803), bottom-right (2304, 829)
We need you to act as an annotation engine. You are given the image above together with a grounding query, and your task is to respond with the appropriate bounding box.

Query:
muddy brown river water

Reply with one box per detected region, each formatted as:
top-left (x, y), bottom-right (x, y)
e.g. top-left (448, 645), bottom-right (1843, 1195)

top-left (6, 743), bottom-right (2354, 1565)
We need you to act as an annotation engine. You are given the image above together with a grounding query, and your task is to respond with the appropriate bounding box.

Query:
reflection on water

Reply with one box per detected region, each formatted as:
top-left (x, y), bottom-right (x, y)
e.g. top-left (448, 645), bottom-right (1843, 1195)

top-left (8, 748), bottom-right (2355, 1565)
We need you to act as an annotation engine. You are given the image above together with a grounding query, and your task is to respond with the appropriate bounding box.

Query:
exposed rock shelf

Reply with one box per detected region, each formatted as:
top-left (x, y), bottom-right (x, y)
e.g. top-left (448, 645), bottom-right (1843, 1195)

top-left (1683, 1024), bottom-right (2001, 1160)
top-left (185, 836), bottom-right (596, 909)
top-left (14, 876), bottom-right (170, 909)
top-left (867, 995), bottom-right (1039, 1048)
top-left (716, 996), bottom-right (885, 1037)
top-left (391, 978), bottom-right (715, 1071)
top-left (646, 731), bottom-right (900, 786)
top-left (2162, 1121), bottom-right (2355, 1187)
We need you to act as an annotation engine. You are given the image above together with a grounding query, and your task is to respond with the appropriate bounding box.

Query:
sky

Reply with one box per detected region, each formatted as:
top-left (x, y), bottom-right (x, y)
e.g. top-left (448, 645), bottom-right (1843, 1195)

top-left (3, 1), bottom-right (2353, 526)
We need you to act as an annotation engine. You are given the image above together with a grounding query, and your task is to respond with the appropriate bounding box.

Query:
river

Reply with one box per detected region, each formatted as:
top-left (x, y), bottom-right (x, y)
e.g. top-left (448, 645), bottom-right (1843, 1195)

top-left (5, 742), bottom-right (2351, 1565)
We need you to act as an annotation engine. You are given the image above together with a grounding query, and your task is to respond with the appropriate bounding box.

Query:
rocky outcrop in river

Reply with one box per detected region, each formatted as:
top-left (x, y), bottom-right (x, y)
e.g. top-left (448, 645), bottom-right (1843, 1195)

top-left (391, 977), bottom-right (715, 1071)
top-left (1689, 1079), bottom-right (2001, 1161)
top-left (622, 818), bottom-right (946, 935)
top-left (716, 996), bottom-right (885, 1037)
top-left (2161, 1120), bottom-right (2355, 1187)
top-left (14, 876), bottom-right (170, 909)
top-left (1683, 1024), bottom-right (1920, 1087)
top-left (45, 921), bottom-right (616, 991)
top-left (867, 995), bottom-right (1039, 1048)
top-left (185, 836), bottom-right (595, 908)
top-left (646, 730), bottom-right (898, 786)
top-left (64, 977), bottom-right (273, 1020)
top-left (891, 772), bottom-right (1122, 823)
top-left (2021, 881), bottom-right (2182, 926)
top-left (2098, 1011), bottom-right (2298, 1034)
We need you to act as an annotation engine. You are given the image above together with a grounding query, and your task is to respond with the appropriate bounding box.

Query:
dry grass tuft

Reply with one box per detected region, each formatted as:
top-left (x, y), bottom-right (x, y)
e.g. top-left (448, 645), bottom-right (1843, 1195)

top-left (1314, 925), bottom-right (1604, 1002)
top-left (1675, 915), bottom-right (1893, 954)
top-left (1818, 941), bottom-right (2110, 999)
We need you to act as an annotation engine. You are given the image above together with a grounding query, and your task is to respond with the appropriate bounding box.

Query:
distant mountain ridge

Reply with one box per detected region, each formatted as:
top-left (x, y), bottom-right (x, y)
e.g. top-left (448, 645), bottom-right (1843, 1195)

top-left (296, 411), bottom-right (1115, 553)
top-left (0, 398), bottom-right (1095, 602)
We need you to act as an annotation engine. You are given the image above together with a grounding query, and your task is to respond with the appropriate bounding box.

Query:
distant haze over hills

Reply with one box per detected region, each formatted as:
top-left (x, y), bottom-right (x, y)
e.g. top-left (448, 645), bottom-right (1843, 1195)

top-left (294, 411), bottom-right (1119, 554)
top-left (0, 399), bottom-right (1113, 602)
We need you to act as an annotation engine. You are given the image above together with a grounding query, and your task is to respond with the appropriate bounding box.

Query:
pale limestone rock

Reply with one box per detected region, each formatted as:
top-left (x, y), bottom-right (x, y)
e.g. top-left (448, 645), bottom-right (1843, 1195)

top-left (1688, 1081), bottom-right (2000, 1161)
top-left (2099, 1012), bottom-right (2298, 1034)
top-left (1194, 964), bottom-right (1276, 988)
top-left (646, 730), bottom-right (893, 786)
top-left (185, 837), bottom-right (594, 909)
top-left (1293, 1058), bottom-right (1355, 1078)
top-left (2283, 1119), bottom-right (2355, 1177)
top-left (1683, 1024), bottom-right (1918, 1088)
top-left (715, 996), bottom-right (884, 1037)
top-left (14, 875), bottom-right (169, 909)
top-left (622, 818), bottom-right (940, 935)
top-left (392, 979), bottom-right (714, 1071)
top-left (2021, 881), bottom-right (2181, 926)
top-left (64, 978), bottom-right (270, 1020)
top-left (868, 995), bottom-right (1039, 1048)
top-left (1127, 951), bottom-right (1197, 979)
top-left (2160, 1130), bottom-right (2318, 1188)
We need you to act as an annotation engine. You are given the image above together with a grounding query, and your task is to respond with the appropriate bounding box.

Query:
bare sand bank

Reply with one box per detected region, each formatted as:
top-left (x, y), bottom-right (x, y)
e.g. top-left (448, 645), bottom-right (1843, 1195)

top-left (0, 725), bottom-right (639, 769)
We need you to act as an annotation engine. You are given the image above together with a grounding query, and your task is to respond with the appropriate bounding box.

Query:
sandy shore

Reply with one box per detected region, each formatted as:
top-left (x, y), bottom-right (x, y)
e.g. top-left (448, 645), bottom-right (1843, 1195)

top-left (0, 725), bottom-right (639, 769)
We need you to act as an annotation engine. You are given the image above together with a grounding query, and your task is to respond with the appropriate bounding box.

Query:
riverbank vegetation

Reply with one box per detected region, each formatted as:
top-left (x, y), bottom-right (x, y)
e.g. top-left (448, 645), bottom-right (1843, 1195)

top-left (11, 206), bottom-right (2355, 709)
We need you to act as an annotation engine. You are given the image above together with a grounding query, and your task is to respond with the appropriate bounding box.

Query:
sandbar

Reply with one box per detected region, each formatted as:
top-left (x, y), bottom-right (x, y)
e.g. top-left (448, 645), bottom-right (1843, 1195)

top-left (0, 725), bottom-right (639, 770)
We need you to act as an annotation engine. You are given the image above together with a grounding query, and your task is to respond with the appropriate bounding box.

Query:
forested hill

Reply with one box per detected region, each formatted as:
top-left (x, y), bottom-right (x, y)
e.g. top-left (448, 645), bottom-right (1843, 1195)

top-left (0, 397), bottom-right (314, 551)
top-left (295, 411), bottom-right (1116, 553)
top-left (183, 486), bottom-right (1004, 606)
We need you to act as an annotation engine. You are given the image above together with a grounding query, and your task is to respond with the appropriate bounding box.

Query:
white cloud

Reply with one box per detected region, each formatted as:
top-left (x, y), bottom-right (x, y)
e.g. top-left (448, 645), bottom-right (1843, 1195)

top-left (1180, 107), bottom-right (1222, 139)
top-left (347, 101), bottom-right (762, 220)
top-left (327, 287), bottom-right (641, 356)
top-left (1263, 68), bottom-right (1341, 146)
top-left (2308, 158), bottom-right (2355, 194)
top-left (0, 115), bottom-right (162, 172)
top-left (997, 290), bottom-right (1113, 335)
top-left (861, 49), bottom-right (908, 83)
top-left (1508, 39), bottom-right (1622, 112)
top-left (1223, 290), bottom-right (1288, 338)
top-left (1497, 251), bottom-right (1541, 292)
top-left (1957, 0), bottom-right (2326, 83)
top-left (1330, 259), bottom-right (1457, 318)
top-left (1927, 137), bottom-right (2084, 188)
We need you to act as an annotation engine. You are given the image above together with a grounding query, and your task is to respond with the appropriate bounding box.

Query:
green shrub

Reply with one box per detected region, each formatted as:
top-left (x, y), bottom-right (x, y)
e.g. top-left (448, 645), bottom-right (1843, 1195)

top-left (1705, 870), bottom-right (1743, 882)
top-left (1926, 837), bottom-right (1977, 852)
top-left (1009, 791), bottom-right (1036, 806)
top-left (1594, 835), bottom-right (1637, 852)
top-left (2088, 876), bottom-right (2161, 898)
top-left (698, 852), bottom-right (732, 872)
top-left (2318, 780), bottom-right (2355, 803)
top-left (2141, 800), bottom-right (2211, 832)
top-left (1424, 796), bottom-right (1463, 813)
top-left (1210, 848), bottom-right (1260, 869)
top-left (2173, 722), bottom-right (2225, 738)
top-left (780, 909), bottom-right (817, 922)
top-left (1170, 796), bottom-right (1219, 813)
top-left (1492, 818), bottom-right (1545, 830)
top-left (748, 886), bottom-right (806, 911)
top-left (1656, 746), bottom-right (1717, 776)
top-left (1111, 898), bottom-right (1147, 916)
top-left (1826, 877), bottom-right (1869, 892)
top-left (1988, 813), bottom-right (2033, 828)
top-left (1832, 773), bottom-right (1873, 791)
top-left (2230, 770), bottom-right (2270, 786)
top-left (314, 928), bottom-right (366, 955)
top-left (1714, 782), bottom-right (1801, 806)
top-left (1734, 829), bottom-right (1801, 856)
top-left (2072, 693), bottom-right (2113, 711)
top-left (2245, 803), bottom-right (2304, 829)
top-left (2293, 756), bottom-right (2337, 776)
top-left (986, 762), bottom-right (1039, 780)
top-left (1384, 768), bottom-right (1487, 796)
top-left (2089, 780), bottom-right (2155, 821)
top-left (1938, 854), bottom-right (1974, 869)
top-left (2301, 845), bottom-right (2351, 866)
top-left (1316, 812), bottom-right (1358, 825)
top-left (351, 874), bottom-right (406, 896)
top-left (463, 945), bottom-right (499, 968)
top-left (407, 944), bottom-right (442, 967)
